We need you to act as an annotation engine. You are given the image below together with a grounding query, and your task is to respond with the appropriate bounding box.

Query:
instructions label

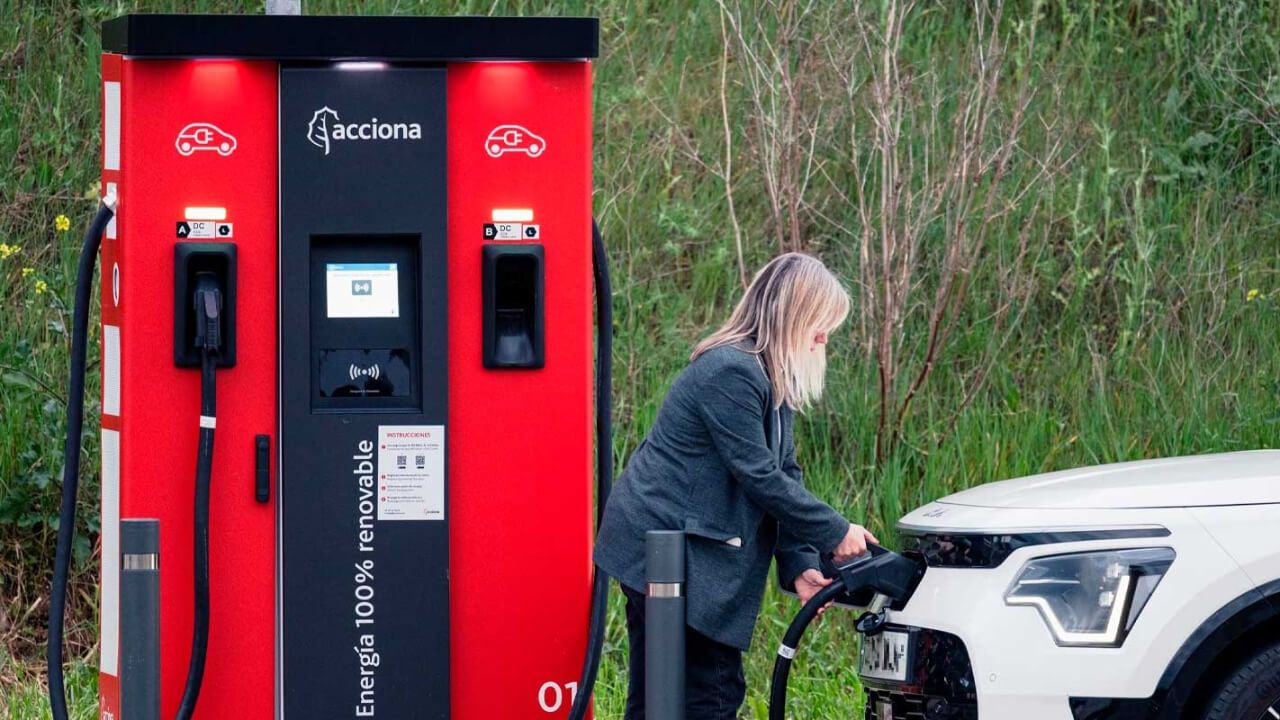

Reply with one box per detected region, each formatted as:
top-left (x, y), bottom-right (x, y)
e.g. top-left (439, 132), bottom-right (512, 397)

top-left (376, 425), bottom-right (445, 521)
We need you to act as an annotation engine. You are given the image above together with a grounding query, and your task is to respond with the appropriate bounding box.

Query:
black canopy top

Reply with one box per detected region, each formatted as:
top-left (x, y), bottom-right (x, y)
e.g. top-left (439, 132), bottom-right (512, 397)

top-left (103, 14), bottom-right (598, 60)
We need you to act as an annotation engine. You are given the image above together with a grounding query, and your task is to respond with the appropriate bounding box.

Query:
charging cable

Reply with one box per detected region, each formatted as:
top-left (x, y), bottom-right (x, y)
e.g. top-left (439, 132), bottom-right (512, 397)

top-left (768, 545), bottom-right (925, 720)
top-left (174, 273), bottom-right (223, 720)
top-left (48, 197), bottom-right (223, 720)
top-left (47, 196), bottom-right (116, 720)
top-left (566, 220), bottom-right (613, 720)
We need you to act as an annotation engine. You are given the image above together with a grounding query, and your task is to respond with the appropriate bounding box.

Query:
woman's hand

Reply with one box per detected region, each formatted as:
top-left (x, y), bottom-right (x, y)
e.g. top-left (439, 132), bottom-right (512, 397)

top-left (794, 568), bottom-right (835, 618)
top-left (833, 523), bottom-right (879, 562)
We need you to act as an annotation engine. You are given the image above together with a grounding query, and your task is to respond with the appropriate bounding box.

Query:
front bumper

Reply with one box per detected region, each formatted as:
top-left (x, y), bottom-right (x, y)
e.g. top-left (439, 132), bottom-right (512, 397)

top-left (861, 625), bottom-right (977, 720)
top-left (857, 504), bottom-right (1260, 719)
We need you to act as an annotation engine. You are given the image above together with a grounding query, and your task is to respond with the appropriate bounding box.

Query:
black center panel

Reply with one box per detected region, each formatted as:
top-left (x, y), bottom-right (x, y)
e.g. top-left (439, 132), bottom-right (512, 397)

top-left (279, 65), bottom-right (448, 719)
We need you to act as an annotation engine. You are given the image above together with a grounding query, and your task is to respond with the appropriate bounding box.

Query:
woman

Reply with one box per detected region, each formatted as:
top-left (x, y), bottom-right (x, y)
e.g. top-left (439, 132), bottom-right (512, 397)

top-left (594, 252), bottom-right (877, 719)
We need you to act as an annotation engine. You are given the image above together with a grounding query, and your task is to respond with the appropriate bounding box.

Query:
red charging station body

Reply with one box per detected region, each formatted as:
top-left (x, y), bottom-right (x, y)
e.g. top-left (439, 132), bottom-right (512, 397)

top-left (96, 15), bottom-right (598, 719)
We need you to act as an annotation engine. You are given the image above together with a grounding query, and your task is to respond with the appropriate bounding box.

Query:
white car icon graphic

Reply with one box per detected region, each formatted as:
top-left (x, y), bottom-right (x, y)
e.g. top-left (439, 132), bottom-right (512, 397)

top-left (485, 125), bottom-right (545, 158)
top-left (176, 123), bottom-right (237, 157)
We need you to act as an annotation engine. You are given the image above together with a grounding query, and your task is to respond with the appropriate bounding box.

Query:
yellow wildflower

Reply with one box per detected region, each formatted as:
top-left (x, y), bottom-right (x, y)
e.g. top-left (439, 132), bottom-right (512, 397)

top-left (34, 279), bottom-right (49, 294)
top-left (55, 214), bottom-right (71, 232)
top-left (0, 242), bottom-right (19, 259)
top-left (21, 267), bottom-right (34, 277)
top-left (1246, 288), bottom-right (1260, 302)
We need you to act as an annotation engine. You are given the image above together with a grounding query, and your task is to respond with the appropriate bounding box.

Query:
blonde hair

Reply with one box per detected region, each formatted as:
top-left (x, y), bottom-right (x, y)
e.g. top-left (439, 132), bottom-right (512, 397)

top-left (692, 253), bottom-right (850, 411)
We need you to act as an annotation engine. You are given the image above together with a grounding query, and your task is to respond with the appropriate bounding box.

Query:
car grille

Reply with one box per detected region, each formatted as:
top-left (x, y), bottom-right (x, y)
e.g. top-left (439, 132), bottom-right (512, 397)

top-left (899, 527), bottom-right (1170, 569)
top-left (862, 626), bottom-right (977, 720)
top-left (864, 689), bottom-right (978, 720)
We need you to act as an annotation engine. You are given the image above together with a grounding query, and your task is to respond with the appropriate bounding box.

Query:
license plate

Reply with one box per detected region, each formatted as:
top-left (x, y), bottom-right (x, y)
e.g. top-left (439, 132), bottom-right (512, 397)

top-left (859, 630), bottom-right (911, 682)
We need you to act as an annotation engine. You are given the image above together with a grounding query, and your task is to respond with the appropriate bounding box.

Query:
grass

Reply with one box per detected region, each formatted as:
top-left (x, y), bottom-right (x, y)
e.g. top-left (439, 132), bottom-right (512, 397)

top-left (3, 0), bottom-right (1279, 718)
top-left (1, 663), bottom-right (95, 720)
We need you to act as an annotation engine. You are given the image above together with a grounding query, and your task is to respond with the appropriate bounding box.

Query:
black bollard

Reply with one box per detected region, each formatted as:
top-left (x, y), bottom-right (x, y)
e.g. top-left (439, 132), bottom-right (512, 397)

top-left (120, 519), bottom-right (161, 720)
top-left (645, 530), bottom-right (686, 720)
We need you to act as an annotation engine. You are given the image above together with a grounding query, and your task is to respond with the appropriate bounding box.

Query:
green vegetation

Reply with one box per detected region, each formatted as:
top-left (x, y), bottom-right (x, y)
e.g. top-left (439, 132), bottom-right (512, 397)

top-left (2, 0), bottom-right (1277, 717)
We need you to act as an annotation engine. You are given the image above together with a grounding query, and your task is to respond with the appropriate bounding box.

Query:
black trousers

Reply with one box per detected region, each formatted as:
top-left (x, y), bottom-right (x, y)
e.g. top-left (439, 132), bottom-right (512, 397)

top-left (621, 583), bottom-right (746, 720)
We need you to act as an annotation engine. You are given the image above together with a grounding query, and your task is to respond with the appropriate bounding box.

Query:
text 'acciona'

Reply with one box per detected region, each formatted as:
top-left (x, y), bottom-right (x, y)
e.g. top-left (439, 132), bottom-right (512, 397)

top-left (307, 106), bottom-right (422, 155)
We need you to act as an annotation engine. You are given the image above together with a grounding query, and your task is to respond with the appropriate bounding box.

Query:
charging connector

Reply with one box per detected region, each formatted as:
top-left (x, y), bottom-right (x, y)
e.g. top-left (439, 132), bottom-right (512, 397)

top-left (768, 545), bottom-right (926, 720)
top-left (172, 271), bottom-right (228, 720)
top-left (192, 272), bottom-right (223, 354)
top-left (174, 242), bottom-right (236, 367)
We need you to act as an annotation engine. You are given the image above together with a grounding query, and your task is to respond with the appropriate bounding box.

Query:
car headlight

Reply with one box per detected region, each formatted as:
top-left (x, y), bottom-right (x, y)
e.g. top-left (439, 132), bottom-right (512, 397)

top-left (1004, 547), bottom-right (1175, 647)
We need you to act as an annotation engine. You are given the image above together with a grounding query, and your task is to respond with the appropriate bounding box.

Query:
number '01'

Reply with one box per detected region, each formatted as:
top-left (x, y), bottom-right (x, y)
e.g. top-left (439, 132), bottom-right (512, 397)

top-left (538, 681), bottom-right (579, 713)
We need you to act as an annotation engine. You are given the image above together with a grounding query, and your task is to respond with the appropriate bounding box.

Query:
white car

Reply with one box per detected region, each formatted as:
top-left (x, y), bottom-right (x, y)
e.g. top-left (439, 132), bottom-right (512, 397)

top-left (858, 450), bottom-right (1280, 720)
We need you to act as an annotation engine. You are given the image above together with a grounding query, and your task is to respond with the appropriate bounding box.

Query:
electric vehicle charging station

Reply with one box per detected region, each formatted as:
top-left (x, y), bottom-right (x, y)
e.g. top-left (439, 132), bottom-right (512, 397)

top-left (46, 14), bottom-right (611, 720)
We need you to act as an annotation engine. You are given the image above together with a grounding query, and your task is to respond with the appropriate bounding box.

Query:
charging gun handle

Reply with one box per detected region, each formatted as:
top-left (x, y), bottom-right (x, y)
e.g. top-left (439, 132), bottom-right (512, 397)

top-left (818, 541), bottom-right (889, 578)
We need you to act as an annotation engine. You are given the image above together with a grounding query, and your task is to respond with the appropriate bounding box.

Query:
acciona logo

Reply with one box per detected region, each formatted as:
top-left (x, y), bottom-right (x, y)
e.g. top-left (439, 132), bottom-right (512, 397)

top-left (306, 106), bottom-right (423, 156)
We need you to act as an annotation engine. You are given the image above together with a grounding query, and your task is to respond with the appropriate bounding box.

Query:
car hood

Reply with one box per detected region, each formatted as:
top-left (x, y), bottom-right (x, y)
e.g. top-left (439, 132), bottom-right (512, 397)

top-left (935, 450), bottom-right (1280, 510)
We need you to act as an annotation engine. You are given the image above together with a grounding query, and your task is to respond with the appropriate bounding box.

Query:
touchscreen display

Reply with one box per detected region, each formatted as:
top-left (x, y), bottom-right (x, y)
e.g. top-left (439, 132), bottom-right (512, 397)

top-left (325, 262), bottom-right (400, 318)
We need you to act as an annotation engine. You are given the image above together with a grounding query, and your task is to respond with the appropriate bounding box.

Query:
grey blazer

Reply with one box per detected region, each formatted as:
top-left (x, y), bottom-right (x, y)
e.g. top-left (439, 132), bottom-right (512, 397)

top-left (594, 343), bottom-right (849, 650)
